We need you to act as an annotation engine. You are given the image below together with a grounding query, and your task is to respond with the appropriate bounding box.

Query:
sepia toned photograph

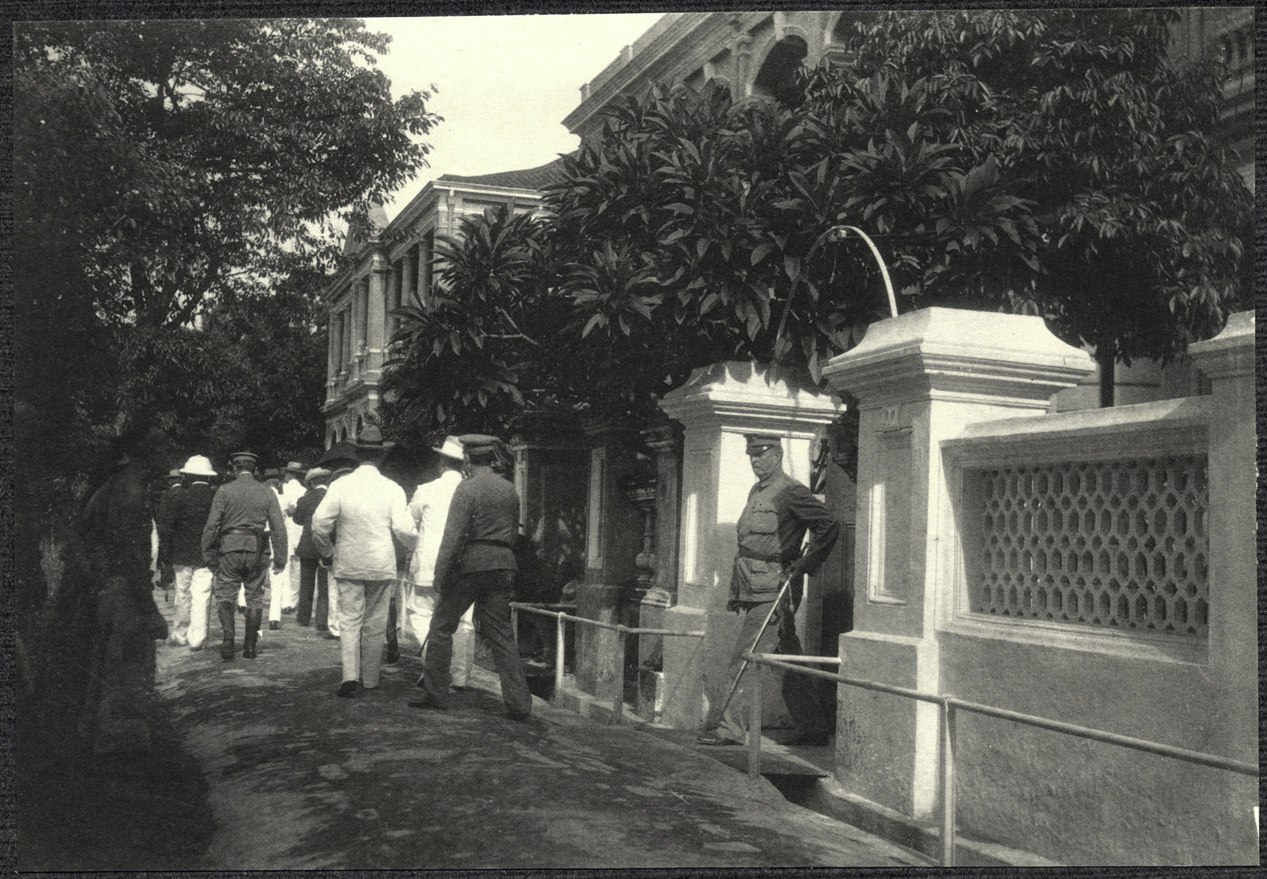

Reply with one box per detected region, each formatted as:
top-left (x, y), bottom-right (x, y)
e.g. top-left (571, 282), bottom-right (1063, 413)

top-left (10, 4), bottom-right (1258, 871)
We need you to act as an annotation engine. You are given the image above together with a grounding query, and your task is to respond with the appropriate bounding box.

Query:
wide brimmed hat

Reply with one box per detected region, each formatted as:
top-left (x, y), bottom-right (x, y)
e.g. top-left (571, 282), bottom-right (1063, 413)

top-left (354, 425), bottom-right (395, 452)
top-left (318, 440), bottom-right (358, 469)
top-left (179, 455), bottom-right (218, 477)
top-left (284, 460), bottom-right (305, 474)
top-left (432, 435), bottom-right (465, 461)
top-left (304, 466), bottom-right (331, 485)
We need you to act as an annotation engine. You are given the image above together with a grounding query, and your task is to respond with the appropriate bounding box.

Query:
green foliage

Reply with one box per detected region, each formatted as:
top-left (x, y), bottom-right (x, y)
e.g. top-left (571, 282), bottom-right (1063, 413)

top-left (15, 19), bottom-right (439, 329)
top-left (383, 9), bottom-right (1250, 438)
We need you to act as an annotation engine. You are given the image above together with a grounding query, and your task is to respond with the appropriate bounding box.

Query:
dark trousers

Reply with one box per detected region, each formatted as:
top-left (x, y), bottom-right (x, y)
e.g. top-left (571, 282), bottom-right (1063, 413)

top-left (705, 599), bottom-right (827, 742)
top-left (297, 558), bottom-right (328, 627)
top-left (423, 570), bottom-right (531, 715)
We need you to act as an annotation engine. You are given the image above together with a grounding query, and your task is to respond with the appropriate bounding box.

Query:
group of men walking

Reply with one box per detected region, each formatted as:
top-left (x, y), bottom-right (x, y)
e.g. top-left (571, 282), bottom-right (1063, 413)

top-left (153, 429), bottom-right (533, 722)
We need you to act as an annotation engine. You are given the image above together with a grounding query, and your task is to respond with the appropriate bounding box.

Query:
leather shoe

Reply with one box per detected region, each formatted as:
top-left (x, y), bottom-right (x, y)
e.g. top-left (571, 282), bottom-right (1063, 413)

top-left (407, 695), bottom-right (448, 710)
top-left (337, 680), bottom-right (360, 698)
top-left (385, 645), bottom-right (400, 665)
top-left (507, 710), bottom-right (531, 722)
top-left (696, 732), bottom-right (742, 746)
top-left (268, 621), bottom-right (280, 631)
top-left (780, 730), bottom-right (830, 747)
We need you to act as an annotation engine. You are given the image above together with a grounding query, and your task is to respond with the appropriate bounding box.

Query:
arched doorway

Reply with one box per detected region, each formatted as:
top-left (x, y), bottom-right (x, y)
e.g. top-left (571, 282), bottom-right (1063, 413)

top-left (751, 35), bottom-right (808, 104)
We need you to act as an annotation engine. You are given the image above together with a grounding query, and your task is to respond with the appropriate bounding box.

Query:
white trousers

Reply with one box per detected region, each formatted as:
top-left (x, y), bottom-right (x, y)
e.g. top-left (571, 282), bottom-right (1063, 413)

top-left (406, 582), bottom-right (475, 688)
top-left (174, 565), bottom-right (214, 648)
top-left (336, 578), bottom-right (393, 689)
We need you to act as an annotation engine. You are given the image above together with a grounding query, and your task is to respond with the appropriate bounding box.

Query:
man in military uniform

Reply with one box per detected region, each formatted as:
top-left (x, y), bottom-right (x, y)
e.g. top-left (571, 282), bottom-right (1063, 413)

top-left (410, 434), bottom-right (533, 721)
top-left (201, 451), bottom-right (288, 661)
top-left (697, 433), bottom-right (839, 748)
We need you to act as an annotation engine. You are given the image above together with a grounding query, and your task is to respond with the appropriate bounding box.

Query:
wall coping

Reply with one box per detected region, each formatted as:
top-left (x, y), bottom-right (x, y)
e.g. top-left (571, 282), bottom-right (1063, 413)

top-left (659, 360), bottom-right (841, 429)
top-left (1187, 309), bottom-right (1255, 381)
top-left (823, 308), bottom-right (1095, 406)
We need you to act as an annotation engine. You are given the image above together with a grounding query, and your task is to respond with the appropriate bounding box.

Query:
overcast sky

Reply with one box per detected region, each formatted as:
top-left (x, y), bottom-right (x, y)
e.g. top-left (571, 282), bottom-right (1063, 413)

top-left (370, 13), bottom-right (664, 216)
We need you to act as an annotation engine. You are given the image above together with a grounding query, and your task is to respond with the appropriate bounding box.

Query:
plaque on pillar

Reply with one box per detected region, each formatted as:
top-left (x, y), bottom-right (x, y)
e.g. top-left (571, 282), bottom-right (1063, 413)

top-left (641, 421), bottom-right (683, 609)
top-left (619, 473), bottom-right (658, 606)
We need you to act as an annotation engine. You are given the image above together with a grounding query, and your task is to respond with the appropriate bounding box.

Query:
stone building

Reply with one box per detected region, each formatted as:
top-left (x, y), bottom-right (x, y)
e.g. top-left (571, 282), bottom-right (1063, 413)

top-left (320, 162), bottom-right (562, 446)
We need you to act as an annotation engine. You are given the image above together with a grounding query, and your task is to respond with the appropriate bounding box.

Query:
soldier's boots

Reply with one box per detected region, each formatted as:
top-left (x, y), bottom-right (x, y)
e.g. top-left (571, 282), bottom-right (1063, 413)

top-left (242, 608), bottom-right (263, 659)
top-left (218, 601), bottom-right (236, 661)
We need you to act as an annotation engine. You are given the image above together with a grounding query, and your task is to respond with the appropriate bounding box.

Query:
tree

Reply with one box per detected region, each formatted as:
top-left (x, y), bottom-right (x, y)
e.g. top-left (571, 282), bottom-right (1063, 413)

top-left (842, 9), bottom-right (1253, 404)
top-left (15, 18), bottom-right (439, 329)
top-left (382, 9), bottom-right (1250, 442)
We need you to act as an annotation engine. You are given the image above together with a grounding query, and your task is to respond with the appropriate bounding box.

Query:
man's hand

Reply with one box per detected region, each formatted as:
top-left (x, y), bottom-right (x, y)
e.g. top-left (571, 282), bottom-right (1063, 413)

top-left (726, 599), bottom-right (742, 614)
top-left (272, 562), bottom-right (285, 575)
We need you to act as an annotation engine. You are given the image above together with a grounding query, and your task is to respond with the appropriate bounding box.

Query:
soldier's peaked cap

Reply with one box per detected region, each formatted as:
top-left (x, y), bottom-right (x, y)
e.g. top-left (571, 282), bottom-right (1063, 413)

top-left (458, 433), bottom-right (501, 453)
top-left (229, 450), bottom-right (259, 465)
top-left (744, 434), bottom-right (783, 454)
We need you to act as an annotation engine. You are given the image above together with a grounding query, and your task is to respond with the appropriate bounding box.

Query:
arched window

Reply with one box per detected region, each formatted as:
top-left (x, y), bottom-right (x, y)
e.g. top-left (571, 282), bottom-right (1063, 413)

top-left (751, 36), bottom-right (808, 104)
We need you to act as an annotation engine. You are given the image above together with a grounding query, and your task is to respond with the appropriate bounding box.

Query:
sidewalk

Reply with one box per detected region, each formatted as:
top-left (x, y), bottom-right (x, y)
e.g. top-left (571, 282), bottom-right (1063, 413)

top-left (156, 610), bottom-right (929, 870)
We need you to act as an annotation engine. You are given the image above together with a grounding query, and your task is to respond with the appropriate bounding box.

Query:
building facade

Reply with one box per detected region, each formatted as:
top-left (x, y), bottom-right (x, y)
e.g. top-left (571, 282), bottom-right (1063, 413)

top-left (321, 162), bottom-right (562, 446)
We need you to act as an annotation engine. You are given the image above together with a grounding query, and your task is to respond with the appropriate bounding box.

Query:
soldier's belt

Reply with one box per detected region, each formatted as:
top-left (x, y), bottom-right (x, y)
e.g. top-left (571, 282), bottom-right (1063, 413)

top-left (736, 548), bottom-right (783, 563)
top-left (466, 539), bottom-right (512, 549)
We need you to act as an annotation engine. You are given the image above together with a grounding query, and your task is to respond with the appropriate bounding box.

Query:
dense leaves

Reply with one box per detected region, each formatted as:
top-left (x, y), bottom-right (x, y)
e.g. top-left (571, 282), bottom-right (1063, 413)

top-left (383, 9), bottom-right (1250, 439)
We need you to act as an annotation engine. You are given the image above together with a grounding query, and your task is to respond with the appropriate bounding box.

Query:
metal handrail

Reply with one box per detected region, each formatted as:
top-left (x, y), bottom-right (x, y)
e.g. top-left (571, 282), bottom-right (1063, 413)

top-left (744, 652), bottom-right (1258, 867)
top-left (510, 602), bottom-right (705, 723)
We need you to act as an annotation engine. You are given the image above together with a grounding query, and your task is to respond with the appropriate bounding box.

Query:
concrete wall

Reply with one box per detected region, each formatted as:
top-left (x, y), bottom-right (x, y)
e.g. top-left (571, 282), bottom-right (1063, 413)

top-left (822, 308), bottom-right (1257, 865)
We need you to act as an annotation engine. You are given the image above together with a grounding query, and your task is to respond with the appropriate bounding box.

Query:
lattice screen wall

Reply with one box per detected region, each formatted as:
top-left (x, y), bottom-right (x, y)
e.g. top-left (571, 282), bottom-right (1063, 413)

top-left (974, 456), bottom-right (1209, 637)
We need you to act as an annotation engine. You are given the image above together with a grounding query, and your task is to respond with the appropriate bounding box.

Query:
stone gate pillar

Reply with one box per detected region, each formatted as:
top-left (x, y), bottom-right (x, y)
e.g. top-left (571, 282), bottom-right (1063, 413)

top-left (821, 308), bottom-right (1093, 819)
top-left (657, 361), bottom-right (841, 730)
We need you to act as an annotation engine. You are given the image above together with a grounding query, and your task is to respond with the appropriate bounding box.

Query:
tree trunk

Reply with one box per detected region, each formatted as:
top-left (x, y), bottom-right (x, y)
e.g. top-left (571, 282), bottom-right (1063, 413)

top-left (1096, 333), bottom-right (1116, 408)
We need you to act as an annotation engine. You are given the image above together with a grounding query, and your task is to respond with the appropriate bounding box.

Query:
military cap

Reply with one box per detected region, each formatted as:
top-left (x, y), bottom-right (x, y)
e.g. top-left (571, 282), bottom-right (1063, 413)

top-left (229, 450), bottom-right (259, 466)
top-left (167, 469), bottom-right (183, 480)
top-left (262, 467), bottom-right (282, 481)
top-left (744, 434), bottom-right (783, 455)
top-left (458, 433), bottom-right (501, 453)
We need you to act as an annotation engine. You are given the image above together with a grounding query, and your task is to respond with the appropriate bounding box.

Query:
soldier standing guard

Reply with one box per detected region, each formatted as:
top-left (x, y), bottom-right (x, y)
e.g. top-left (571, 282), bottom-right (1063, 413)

top-left (201, 451), bottom-right (288, 661)
top-left (696, 433), bottom-right (839, 748)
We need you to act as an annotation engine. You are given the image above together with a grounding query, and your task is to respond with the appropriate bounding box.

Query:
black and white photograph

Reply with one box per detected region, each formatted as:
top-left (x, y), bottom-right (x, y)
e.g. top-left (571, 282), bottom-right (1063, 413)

top-left (10, 4), bottom-right (1258, 871)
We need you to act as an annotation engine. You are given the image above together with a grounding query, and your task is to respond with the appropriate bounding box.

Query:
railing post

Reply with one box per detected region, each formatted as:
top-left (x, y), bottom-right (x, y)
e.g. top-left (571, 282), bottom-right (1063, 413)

top-left (612, 627), bottom-right (626, 724)
top-left (554, 612), bottom-right (565, 704)
top-left (941, 700), bottom-right (957, 867)
top-left (748, 657), bottom-right (762, 779)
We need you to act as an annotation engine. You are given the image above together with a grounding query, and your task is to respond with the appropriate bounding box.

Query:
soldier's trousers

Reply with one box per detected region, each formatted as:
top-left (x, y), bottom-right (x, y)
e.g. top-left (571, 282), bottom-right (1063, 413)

top-left (212, 550), bottom-right (269, 611)
top-left (423, 570), bottom-right (531, 716)
top-left (704, 599), bottom-right (828, 744)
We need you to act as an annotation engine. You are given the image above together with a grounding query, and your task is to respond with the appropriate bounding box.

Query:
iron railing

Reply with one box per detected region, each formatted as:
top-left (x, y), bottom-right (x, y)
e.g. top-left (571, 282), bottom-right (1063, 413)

top-left (744, 652), bottom-right (1258, 867)
top-left (511, 602), bottom-right (705, 723)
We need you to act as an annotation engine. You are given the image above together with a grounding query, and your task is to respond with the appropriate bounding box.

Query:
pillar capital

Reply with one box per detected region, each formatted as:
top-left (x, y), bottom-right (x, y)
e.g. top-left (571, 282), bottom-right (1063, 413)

top-left (822, 307), bottom-right (1094, 410)
top-left (1188, 310), bottom-right (1254, 383)
top-left (659, 360), bottom-right (841, 436)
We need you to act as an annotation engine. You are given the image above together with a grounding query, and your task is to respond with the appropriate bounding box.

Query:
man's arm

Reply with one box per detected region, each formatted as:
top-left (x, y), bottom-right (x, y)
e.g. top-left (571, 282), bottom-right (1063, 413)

top-left (389, 485), bottom-right (418, 550)
top-left (431, 483), bottom-right (472, 593)
top-left (201, 488), bottom-right (225, 569)
top-left (155, 491), bottom-right (178, 565)
top-left (266, 491), bottom-right (288, 568)
top-left (785, 483), bottom-right (839, 579)
top-left (310, 485), bottom-right (339, 559)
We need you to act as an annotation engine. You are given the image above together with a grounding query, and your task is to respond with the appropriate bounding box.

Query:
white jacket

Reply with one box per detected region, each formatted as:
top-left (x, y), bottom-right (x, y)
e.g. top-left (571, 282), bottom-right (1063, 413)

top-left (311, 464), bottom-right (416, 581)
top-left (408, 469), bottom-right (462, 587)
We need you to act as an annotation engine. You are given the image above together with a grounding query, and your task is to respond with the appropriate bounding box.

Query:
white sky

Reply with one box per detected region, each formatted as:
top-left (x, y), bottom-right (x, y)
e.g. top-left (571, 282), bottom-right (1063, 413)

top-left (370, 13), bottom-right (664, 217)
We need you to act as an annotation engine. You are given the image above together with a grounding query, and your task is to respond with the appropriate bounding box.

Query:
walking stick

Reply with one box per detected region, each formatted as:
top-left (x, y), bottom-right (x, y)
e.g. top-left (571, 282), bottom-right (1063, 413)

top-left (714, 574), bottom-right (792, 721)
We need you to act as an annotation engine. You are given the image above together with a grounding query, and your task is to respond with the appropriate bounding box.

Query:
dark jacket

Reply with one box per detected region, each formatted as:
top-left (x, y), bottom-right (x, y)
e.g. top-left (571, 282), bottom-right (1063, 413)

top-left (291, 485), bottom-right (328, 560)
top-left (433, 470), bottom-right (520, 590)
top-left (156, 481), bottom-right (217, 568)
top-left (730, 471), bottom-right (839, 604)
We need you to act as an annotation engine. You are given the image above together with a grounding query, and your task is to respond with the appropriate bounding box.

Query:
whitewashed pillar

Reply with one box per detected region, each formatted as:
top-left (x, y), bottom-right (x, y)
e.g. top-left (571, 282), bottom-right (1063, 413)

top-left (657, 361), bottom-right (841, 730)
top-left (1188, 310), bottom-right (1257, 763)
top-left (822, 308), bottom-right (1093, 819)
